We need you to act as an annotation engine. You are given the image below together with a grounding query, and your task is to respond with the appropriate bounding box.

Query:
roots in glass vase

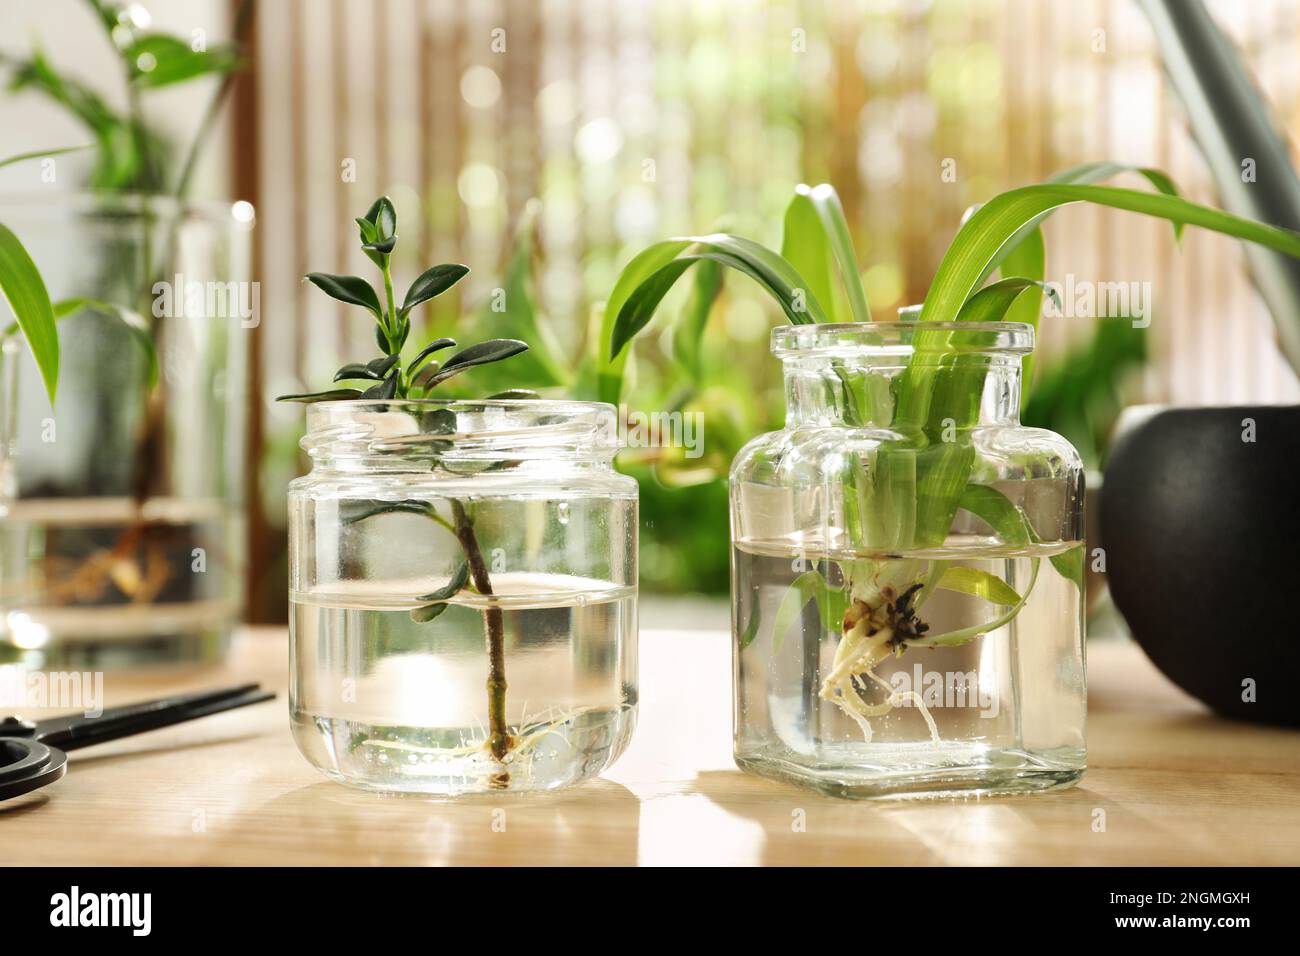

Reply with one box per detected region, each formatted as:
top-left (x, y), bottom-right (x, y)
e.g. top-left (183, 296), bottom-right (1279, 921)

top-left (781, 551), bottom-right (1048, 746)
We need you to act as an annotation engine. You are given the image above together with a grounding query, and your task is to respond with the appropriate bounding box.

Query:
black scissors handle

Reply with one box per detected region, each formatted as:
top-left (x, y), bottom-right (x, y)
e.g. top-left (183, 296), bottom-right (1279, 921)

top-left (0, 738), bottom-right (67, 801)
top-left (19, 684), bottom-right (275, 752)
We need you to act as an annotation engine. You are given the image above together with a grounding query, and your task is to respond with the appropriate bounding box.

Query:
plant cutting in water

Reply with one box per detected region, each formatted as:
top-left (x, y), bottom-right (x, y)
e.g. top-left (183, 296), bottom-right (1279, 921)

top-left (1, 1), bottom-right (255, 622)
top-left (280, 195), bottom-right (539, 787)
top-left (606, 164), bottom-right (1300, 744)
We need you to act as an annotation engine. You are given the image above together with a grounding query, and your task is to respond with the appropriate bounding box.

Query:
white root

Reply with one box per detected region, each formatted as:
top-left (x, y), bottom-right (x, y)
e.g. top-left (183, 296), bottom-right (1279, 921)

top-left (818, 586), bottom-right (941, 745)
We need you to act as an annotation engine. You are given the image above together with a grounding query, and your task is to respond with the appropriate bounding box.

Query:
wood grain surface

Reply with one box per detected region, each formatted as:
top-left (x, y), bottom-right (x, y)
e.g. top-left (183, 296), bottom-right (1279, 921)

top-left (3, 628), bottom-right (1297, 866)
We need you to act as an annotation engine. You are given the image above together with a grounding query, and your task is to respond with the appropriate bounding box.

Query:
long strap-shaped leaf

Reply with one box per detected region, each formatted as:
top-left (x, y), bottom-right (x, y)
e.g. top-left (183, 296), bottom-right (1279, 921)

top-left (0, 222), bottom-right (58, 403)
top-left (599, 234), bottom-right (828, 403)
top-left (924, 182), bottom-right (1300, 326)
top-left (784, 184), bottom-right (872, 324)
top-left (899, 182), bottom-right (1300, 433)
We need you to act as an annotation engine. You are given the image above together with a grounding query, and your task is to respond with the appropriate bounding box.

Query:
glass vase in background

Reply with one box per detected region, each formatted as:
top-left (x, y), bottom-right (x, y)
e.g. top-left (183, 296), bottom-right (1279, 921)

top-left (730, 321), bottom-right (1086, 799)
top-left (288, 399), bottom-right (638, 795)
top-left (0, 194), bottom-right (252, 668)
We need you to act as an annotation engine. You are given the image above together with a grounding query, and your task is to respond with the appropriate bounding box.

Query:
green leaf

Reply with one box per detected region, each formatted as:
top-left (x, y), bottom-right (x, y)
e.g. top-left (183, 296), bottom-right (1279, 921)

top-left (600, 234), bottom-right (827, 403)
top-left (737, 587), bottom-right (762, 650)
top-left (409, 602), bottom-right (452, 623)
top-left (425, 338), bottom-right (529, 387)
top-left (671, 258), bottom-right (723, 383)
top-left (954, 277), bottom-right (1061, 324)
top-left (127, 34), bottom-right (240, 88)
top-left (913, 560), bottom-right (1041, 648)
top-left (936, 566), bottom-right (1022, 606)
top-left (0, 222), bottom-right (58, 403)
top-left (410, 562), bottom-right (469, 622)
top-left (598, 239), bottom-right (689, 403)
top-left (416, 561), bottom-right (469, 602)
top-left (957, 482), bottom-right (1084, 591)
top-left (998, 227), bottom-right (1046, 389)
top-left (305, 273), bottom-right (382, 318)
top-left (956, 483), bottom-right (1032, 548)
top-left (365, 196), bottom-right (397, 238)
top-left (1050, 544), bottom-right (1085, 592)
top-left (401, 264), bottom-right (469, 314)
top-left (486, 388), bottom-right (540, 400)
top-left (354, 217), bottom-right (378, 245)
top-left (782, 189), bottom-right (843, 325)
top-left (361, 374), bottom-right (399, 399)
top-left (0, 144), bottom-right (94, 170)
top-left (921, 183), bottom-right (1300, 331)
top-left (771, 568), bottom-right (850, 654)
top-left (343, 500), bottom-right (436, 525)
top-left (476, 202), bottom-right (571, 387)
top-left (360, 197), bottom-right (397, 265)
top-left (276, 388), bottom-right (364, 403)
top-left (408, 338), bottom-right (457, 374)
top-left (333, 355), bottom-right (395, 382)
top-left (789, 183), bottom-right (871, 323)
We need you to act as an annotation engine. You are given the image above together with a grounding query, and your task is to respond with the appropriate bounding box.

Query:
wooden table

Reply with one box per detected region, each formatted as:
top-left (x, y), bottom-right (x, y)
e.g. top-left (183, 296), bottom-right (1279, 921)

top-left (4, 628), bottom-right (1298, 866)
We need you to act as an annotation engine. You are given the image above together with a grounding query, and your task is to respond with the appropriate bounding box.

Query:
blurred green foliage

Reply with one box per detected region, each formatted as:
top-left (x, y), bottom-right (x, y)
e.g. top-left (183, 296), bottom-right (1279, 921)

top-left (1022, 318), bottom-right (1149, 470)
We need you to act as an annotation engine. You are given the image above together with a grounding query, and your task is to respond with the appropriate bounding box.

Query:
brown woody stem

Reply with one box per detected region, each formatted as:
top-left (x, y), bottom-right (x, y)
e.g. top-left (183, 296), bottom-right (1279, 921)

top-left (450, 499), bottom-right (511, 783)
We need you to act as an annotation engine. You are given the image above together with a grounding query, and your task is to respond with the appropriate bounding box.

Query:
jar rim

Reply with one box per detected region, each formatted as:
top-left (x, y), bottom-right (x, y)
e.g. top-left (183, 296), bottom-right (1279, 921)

top-left (301, 398), bottom-right (621, 463)
top-left (771, 321), bottom-right (1034, 358)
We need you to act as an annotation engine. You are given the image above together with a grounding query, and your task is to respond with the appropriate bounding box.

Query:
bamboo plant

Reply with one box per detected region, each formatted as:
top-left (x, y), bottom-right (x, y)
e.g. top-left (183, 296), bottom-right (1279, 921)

top-left (604, 164), bottom-right (1300, 738)
top-left (280, 196), bottom-right (535, 785)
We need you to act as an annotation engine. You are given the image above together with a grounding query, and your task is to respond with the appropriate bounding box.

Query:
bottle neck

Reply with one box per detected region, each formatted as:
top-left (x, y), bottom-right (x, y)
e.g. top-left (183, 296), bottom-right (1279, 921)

top-left (782, 355), bottom-right (1024, 429)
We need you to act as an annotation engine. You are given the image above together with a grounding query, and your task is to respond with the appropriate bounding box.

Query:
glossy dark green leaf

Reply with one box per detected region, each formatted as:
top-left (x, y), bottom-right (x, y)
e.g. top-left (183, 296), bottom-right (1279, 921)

top-left (276, 388), bottom-right (364, 403)
top-left (333, 354), bottom-right (397, 382)
top-left (409, 602), bottom-right (451, 623)
top-left (333, 362), bottom-right (378, 382)
top-left (486, 388), bottom-right (540, 400)
top-left (419, 408), bottom-right (459, 434)
top-left (365, 196), bottom-right (397, 238)
top-left (362, 236), bottom-right (396, 255)
top-left (425, 338), bottom-right (529, 387)
top-left (410, 562), bottom-right (469, 622)
top-left (343, 500), bottom-right (436, 525)
top-left (401, 264), bottom-right (469, 314)
top-left (305, 273), bottom-right (382, 318)
top-left (408, 338), bottom-right (457, 373)
top-left (361, 374), bottom-right (399, 400)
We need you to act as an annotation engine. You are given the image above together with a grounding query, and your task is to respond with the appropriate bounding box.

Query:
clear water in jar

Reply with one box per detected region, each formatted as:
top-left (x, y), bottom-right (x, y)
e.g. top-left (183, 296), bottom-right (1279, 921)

top-left (290, 494), bottom-right (637, 795)
top-left (732, 536), bottom-right (1085, 799)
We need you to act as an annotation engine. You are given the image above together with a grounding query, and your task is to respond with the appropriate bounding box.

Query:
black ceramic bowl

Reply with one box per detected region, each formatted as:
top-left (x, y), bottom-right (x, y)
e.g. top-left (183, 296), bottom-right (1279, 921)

top-left (1101, 405), bottom-right (1300, 727)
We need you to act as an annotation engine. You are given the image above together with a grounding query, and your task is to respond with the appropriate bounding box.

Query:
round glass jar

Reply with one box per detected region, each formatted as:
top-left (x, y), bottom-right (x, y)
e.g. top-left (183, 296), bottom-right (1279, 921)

top-left (288, 399), bottom-right (638, 795)
top-left (730, 322), bottom-right (1085, 799)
